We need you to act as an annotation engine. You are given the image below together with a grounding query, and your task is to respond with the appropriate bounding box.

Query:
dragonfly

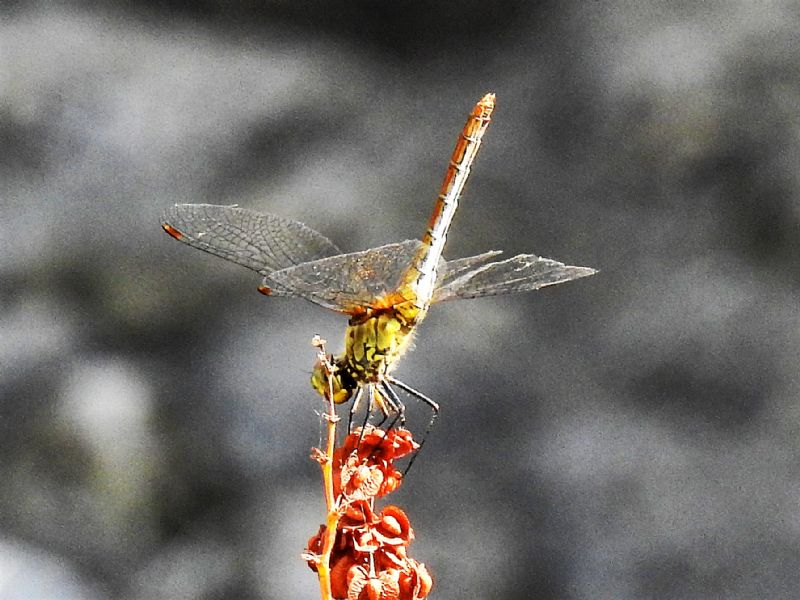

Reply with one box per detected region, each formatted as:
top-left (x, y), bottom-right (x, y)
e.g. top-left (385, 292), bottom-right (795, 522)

top-left (162, 93), bottom-right (596, 428)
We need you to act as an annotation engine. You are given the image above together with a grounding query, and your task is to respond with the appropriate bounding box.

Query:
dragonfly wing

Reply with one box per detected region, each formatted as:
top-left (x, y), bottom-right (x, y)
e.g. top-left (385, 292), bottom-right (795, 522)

top-left (433, 253), bottom-right (596, 302)
top-left (265, 240), bottom-right (424, 312)
top-left (162, 204), bottom-right (341, 276)
top-left (438, 250), bottom-right (503, 285)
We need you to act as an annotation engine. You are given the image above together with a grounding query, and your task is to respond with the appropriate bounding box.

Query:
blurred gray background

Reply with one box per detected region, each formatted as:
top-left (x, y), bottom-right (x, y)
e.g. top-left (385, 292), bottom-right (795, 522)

top-left (3, 1), bottom-right (800, 598)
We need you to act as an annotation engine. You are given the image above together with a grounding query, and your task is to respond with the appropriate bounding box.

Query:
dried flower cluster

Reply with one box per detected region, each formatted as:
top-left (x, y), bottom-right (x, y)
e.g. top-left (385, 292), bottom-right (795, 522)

top-left (306, 426), bottom-right (433, 600)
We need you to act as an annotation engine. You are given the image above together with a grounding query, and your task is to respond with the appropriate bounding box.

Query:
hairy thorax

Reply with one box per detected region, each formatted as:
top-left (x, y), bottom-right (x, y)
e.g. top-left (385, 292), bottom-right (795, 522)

top-left (343, 299), bottom-right (423, 381)
top-left (310, 294), bottom-right (430, 404)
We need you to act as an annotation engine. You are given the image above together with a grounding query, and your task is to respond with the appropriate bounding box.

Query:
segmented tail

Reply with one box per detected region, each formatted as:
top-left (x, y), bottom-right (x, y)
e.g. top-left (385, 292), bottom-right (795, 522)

top-left (401, 93), bottom-right (495, 312)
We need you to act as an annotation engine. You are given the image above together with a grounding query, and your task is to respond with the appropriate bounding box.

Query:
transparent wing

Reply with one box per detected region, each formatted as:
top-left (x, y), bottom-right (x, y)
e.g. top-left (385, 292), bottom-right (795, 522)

top-left (161, 204), bottom-right (341, 276)
top-left (265, 240), bottom-right (425, 312)
top-left (436, 250), bottom-right (503, 287)
top-left (432, 253), bottom-right (596, 302)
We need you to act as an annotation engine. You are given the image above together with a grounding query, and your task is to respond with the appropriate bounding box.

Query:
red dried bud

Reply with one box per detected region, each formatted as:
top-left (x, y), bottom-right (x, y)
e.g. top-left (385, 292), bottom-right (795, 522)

top-left (373, 506), bottom-right (413, 546)
top-left (340, 500), bottom-right (374, 527)
top-left (376, 544), bottom-right (407, 571)
top-left (344, 427), bottom-right (419, 465)
top-left (330, 553), bottom-right (362, 599)
top-left (345, 464), bottom-right (384, 500)
top-left (304, 525), bottom-right (327, 571)
top-left (397, 560), bottom-right (432, 599)
top-left (347, 565), bottom-right (400, 600)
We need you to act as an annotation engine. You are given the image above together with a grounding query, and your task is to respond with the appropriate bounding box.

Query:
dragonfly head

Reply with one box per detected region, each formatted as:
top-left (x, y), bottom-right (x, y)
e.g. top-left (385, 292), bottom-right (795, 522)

top-left (311, 355), bottom-right (357, 404)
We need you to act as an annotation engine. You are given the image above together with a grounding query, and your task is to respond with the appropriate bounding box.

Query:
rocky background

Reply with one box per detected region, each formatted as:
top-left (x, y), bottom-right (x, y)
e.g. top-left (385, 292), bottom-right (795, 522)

top-left (3, 1), bottom-right (800, 598)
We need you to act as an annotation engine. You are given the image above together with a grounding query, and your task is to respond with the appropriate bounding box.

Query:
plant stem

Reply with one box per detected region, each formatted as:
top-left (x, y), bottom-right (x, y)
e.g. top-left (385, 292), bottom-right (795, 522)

top-left (313, 336), bottom-right (341, 600)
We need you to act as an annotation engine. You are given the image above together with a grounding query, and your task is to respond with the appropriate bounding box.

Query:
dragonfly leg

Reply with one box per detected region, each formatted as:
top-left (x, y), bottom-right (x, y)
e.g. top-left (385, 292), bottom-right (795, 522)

top-left (354, 386), bottom-right (380, 447)
top-left (374, 401), bottom-right (389, 428)
top-left (354, 383), bottom-right (406, 465)
top-left (378, 381), bottom-right (406, 431)
top-left (348, 387), bottom-right (367, 434)
top-left (363, 381), bottom-right (405, 464)
top-left (385, 376), bottom-right (440, 475)
top-left (369, 383), bottom-right (399, 426)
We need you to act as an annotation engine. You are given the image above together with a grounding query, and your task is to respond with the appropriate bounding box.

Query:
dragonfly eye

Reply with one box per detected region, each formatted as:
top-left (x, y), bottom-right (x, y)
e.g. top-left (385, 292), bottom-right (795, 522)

top-left (311, 358), bottom-right (355, 404)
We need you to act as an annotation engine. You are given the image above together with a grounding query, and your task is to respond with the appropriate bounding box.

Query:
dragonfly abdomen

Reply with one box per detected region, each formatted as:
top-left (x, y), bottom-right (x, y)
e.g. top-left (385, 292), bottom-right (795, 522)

top-left (401, 93), bottom-right (495, 313)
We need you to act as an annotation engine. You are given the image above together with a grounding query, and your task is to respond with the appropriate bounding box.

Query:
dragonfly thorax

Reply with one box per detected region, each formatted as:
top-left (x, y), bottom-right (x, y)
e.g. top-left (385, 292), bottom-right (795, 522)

top-left (310, 305), bottom-right (419, 404)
